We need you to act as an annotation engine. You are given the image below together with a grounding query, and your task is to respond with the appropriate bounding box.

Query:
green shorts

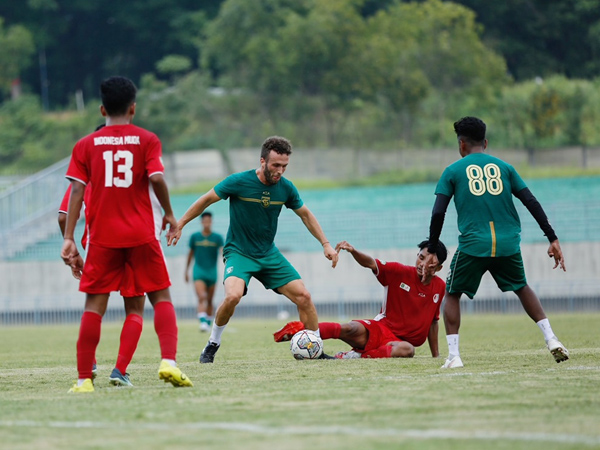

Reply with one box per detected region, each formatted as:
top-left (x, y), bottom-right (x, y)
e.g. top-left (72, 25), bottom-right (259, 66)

top-left (192, 266), bottom-right (217, 288)
top-left (223, 250), bottom-right (301, 295)
top-left (446, 250), bottom-right (527, 299)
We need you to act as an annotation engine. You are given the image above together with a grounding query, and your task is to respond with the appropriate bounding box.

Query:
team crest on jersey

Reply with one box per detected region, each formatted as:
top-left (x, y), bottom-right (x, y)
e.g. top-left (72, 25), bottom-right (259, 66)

top-left (433, 294), bottom-right (440, 303)
top-left (226, 266), bottom-right (234, 274)
top-left (261, 192), bottom-right (271, 208)
top-left (400, 282), bottom-right (410, 292)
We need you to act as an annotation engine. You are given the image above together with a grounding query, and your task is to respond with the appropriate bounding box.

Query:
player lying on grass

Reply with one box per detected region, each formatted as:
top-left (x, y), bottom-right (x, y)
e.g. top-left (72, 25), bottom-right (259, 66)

top-left (274, 240), bottom-right (447, 359)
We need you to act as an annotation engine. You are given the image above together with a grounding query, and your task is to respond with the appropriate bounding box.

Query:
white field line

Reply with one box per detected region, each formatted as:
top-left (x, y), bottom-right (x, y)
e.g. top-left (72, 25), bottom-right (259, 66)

top-left (0, 420), bottom-right (599, 445)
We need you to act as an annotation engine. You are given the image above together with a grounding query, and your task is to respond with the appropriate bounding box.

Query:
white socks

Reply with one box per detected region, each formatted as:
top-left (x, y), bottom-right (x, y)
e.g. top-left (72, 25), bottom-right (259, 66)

top-left (209, 323), bottom-right (226, 345)
top-left (536, 318), bottom-right (556, 342)
top-left (446, 334), bottom-right (460, 358)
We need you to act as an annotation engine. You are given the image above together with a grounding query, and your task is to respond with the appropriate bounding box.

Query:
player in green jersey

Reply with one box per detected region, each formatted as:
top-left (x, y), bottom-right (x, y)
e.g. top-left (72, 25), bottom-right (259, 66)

top-left (185, 212), bottom-right (224, 331)
top-left (423, 116), bottom-right (569, 368)
top-left (168, 136), bottom-right (339, 363)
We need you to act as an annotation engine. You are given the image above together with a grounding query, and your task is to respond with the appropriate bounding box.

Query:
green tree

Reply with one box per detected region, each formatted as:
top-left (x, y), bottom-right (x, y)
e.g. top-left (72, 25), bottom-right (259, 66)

top-left (0, 18), bottom-right (35, 97)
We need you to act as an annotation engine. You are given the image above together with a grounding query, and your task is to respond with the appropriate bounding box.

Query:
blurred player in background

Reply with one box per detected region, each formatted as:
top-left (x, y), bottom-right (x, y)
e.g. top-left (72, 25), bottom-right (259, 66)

top-left (168, 136), bottom-right (338, 363)
top-left (61, 76), bottom-right (192, 392)
top-left (185, 211), bottom-right (224, 331)
top-left (58, 168), bottom-right (146, 387)
top-left (275, 240), bottom-right (447, 359)
top-left (423, 116), bottom-right (569, 368)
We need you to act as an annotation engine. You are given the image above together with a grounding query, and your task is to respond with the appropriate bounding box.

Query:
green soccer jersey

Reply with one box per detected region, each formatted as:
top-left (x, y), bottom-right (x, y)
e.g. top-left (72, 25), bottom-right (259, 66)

top-left (188, 231), bottom-right (224, 273)
top-left (214, 170), bottom-right (304, 258)
top-left (435, 153), bottom-right (528, 257)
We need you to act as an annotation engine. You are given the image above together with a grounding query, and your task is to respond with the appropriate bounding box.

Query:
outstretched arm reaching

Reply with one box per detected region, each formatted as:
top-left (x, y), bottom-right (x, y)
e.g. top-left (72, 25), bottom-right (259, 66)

top-left (167, 188), bottom-right (222, 246)
top-left (294, 205), bottom-right (338, 268)
top-left (335, 241), bottom-right (377, 272)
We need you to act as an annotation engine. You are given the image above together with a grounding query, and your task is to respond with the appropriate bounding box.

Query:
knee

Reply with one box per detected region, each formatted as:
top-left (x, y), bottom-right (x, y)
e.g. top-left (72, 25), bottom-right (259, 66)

top-left (293, 290), bottom-right (312, 309)
top-left (391, 342), bottom-right (415, 358)
top-left (223, 292), bottom-right (242, 308)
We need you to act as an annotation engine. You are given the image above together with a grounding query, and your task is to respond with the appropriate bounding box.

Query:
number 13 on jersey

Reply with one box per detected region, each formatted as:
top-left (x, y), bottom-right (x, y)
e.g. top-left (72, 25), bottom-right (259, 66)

top-left (103, 150), bottom-right (133, 188)
top-left (466, 163), bottom-right (503, 196)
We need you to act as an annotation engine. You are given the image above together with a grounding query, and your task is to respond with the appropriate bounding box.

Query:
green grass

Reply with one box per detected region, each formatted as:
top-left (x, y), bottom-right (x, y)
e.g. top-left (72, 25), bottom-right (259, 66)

top-left (1, 314), bottom-right (599, 450)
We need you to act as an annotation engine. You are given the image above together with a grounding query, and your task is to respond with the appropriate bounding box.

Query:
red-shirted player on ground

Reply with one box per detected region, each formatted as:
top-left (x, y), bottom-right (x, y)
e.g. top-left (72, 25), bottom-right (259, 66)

top-left (61, 76), bottom-right (192, 392)
top-left (274, 240), bottom-right (447, 359)
top-left (58, 180), bottom-right (146, 387)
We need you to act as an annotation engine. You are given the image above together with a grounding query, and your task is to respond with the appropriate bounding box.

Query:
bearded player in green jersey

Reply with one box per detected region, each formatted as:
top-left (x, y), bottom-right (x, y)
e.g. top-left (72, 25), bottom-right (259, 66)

top-left (167, 136), bottom-right (338, 363)
top-left (423, 116), bottom-right (569, 369)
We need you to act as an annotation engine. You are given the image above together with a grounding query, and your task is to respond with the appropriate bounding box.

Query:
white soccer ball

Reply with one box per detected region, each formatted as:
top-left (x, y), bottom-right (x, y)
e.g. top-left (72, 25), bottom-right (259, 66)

top-left (290, 330), bottom-right (323, 360)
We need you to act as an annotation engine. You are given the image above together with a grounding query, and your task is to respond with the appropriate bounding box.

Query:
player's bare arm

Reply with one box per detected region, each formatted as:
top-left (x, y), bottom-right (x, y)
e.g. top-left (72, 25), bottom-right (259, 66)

top-left (149, 173), bottom-right (177, 233)
top-left (167, 189), bottom-right (222, 246)
top-left (548, 239), bottom-right (566, 271)
top-left (61, 180), bottom-right (85, 266)
top-left (335, 241), bottom-right (377, 271)
top-left (294, 205), bottom-right (338, 268)
top-left (427, 319), bottom-right (440, 358)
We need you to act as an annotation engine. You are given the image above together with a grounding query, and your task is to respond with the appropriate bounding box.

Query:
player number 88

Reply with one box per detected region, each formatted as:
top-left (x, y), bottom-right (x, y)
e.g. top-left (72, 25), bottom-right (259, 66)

top-left (466, 163), bottom-right (503, 196)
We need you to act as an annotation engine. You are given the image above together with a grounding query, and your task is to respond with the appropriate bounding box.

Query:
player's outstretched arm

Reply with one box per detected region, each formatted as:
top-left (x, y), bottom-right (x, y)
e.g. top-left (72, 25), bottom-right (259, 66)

top-left (168, 189), bottom-right (222, 246)
top-left (335, 241), bottom-right (377, 271)
top-left (294, 205), bottom-right (338, 268)
top-left (548, 239), bottom-right (566, 272)
top-left (427, 319), bottom-right (440, 358)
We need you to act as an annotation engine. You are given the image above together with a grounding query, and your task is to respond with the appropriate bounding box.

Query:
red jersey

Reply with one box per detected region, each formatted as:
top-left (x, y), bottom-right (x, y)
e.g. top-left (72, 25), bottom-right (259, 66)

top-left (65, 124), bottom-right (164, 248)
top-left (373, 259), bottom-right (445, 347)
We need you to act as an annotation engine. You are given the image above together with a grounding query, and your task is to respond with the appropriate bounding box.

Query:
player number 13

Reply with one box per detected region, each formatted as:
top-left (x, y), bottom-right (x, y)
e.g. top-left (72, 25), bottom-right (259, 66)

top-left (465, 163), bottom-right (503, 196)
top-left (103, 150), bottom-right (133, 188)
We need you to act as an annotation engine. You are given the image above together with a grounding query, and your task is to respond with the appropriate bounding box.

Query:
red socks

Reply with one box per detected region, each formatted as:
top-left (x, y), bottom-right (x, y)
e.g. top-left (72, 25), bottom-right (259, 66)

top-left (318, 322), bottom-right (341, 340)
top-left (77, 311), bottom-right (102, 379)
top-left (361, 344), bottom-right (394, 359)
top-left (153, 301), bottom-right (178, 360)
top-left (115, 314), bottom-right (143, 374)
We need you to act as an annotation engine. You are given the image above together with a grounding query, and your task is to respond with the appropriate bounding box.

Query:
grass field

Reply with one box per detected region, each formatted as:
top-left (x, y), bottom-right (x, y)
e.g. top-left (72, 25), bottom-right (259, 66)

top-left (1, 313), bottom-right (599, 450)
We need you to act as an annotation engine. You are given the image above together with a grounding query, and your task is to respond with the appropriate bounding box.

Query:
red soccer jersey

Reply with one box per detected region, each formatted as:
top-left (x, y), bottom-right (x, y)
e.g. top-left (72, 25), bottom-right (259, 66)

top-left (65, 124), bottom-right (164, 248)
top-left (374, 259), bottom-right (446, 347)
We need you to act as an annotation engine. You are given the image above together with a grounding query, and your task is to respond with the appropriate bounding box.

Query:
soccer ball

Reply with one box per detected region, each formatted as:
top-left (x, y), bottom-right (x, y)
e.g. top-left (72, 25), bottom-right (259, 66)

top-left (290, 330), bottom-right (323, 360)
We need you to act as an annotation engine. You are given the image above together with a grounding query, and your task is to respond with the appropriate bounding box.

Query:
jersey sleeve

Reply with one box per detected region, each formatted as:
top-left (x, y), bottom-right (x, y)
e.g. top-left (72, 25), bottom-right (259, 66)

top-left (145, 134), bottom-right (164, 177)
top-left (375, 260), bottom-right (407, 286)
top-left (434, 166), bottom-right (454, 198)
top-left (285, 181), bottom-right (304, 210)
top-left (508, 164), bottom-right (527, 194)
top-left (217, 234), bottom-right (224, 248)
top-left (214, 174), bottom-right (237, 200)
top-left (58, 185), bottom-right (72, 213)
top-left (65, 141), bottom-right (89, 185)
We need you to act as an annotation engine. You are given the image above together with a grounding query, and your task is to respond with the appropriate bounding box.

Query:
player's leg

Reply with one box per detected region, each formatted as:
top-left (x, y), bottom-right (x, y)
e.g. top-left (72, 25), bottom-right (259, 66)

top-left (492, 253), bottom-right (569, 363)
top-left (360, 341), bottom-right (415, 359)
top-left (206, 282), bottom-right (217, 325)
top-left (441, 251), bottom-right (485, 369)
top-left (200, 276), bottom-right (246, 363)
top-left (277, 279), bottom-right (318, 331)
top-left (70, 293), bottom-right (109, 393)
top-left (131, 241), bottom-right (192, 386)
top-left (70, 244), bottom-right (124, 392)
top-left (194, 279), bottom-right (209, 331)
top-left (110, 295), bottom-right (145, 387)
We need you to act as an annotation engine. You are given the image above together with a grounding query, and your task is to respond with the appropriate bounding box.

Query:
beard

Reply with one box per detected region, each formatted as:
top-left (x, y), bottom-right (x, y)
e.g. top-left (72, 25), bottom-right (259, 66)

top-left (263, 166), bottom-right (281, 185)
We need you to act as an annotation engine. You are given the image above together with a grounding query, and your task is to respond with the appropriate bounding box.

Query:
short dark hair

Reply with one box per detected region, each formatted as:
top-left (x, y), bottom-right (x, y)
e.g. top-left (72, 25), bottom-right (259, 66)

top-left (418, 240), bottom-right (448, 265)
top-left (454, 116), bottom-right (486, 145)
top-left (261, 136), bottom-right (292, 160)
top-left (100, 76), bottom-right (137, 116)
top-left (201, 212), bottom-right (212, 219)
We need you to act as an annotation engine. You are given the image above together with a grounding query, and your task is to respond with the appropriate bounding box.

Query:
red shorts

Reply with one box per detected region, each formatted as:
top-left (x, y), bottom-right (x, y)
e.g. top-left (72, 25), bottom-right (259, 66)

top-left (80, 240), bottom-right (170, 295)
top-left (353, 319), bottom-right (401, 353)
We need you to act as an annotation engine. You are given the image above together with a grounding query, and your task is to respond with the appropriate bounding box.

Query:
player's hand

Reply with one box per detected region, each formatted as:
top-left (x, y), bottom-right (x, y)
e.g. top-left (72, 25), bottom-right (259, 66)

top-left (70, 254), bottom-right (84, 280)
top-left (420, 252), bottom-right (438, 282)
top-left (61, 238), bottom-right (79, 266)
top-left (548, 239), bottom-right (566, 271)
top-left (165, 216), bottom-right (181, 246)
top-left (335, 240), bottom-right (355, 254)
top-left (323, 243), bottom-right (339, 268)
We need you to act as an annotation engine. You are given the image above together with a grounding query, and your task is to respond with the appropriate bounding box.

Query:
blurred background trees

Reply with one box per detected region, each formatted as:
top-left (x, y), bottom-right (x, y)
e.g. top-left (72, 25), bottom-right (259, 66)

top-left (1, 0), bottom-right (600, 173)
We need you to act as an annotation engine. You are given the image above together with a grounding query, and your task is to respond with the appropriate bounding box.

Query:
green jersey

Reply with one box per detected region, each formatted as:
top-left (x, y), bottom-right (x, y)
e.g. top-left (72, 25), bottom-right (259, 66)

top-left (435, 153), bottom-right (527, 257)
top-left (188, 231), bottom-right (224, 273)
top-left (214, 170), bottom-right (304, 258)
